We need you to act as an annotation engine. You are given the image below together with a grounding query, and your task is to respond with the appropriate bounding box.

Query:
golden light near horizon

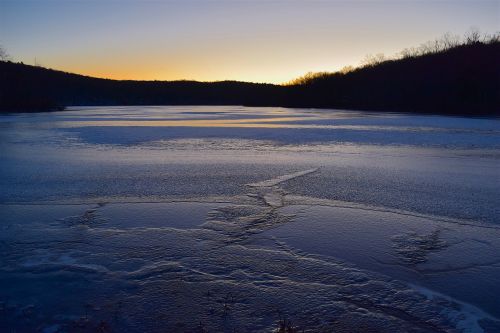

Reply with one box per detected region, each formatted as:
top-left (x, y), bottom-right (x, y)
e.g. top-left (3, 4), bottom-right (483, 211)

top-left (1, 0), bottom-right (498, 83)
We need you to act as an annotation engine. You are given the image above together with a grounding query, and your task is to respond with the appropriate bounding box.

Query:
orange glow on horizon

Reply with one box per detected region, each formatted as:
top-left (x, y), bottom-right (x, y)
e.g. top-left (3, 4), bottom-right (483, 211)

top-left (42, 51), bottom-right (339, 84)
top-left (35, 57), bottom-right (354, 84)
top-left (3, 1), bottom-right (498, 84)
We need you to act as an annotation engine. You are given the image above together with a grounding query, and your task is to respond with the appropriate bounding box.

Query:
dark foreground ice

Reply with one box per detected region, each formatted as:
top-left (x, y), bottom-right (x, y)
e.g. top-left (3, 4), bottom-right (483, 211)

top-left (0, 106), bottom-right (499, 332)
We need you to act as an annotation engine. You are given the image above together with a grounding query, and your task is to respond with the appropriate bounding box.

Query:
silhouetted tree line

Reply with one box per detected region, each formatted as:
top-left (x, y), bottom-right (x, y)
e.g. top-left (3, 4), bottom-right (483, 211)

top-left (289, 29), bottom-right (499, 83)
top-left (1, 32), bottom-right (499, 115)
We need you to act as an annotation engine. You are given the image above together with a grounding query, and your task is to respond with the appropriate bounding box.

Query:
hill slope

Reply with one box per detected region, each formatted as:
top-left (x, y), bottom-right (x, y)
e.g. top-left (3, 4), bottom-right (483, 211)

top-left (0, 63), bottom-right (284, 111)
top-left (285, 42), bottom-right (500, 115)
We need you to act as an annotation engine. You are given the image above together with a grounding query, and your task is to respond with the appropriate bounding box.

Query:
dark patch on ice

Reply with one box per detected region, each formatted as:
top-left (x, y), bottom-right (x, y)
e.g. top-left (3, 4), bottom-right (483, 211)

top-left (391, 230), bottom-right (448, 265)
top-left (57, 207), bottom-right (108, 227)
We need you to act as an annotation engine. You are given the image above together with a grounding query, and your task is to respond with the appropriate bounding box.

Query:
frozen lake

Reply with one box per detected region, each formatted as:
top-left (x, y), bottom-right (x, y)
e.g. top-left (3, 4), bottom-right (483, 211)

top-left (1, 106), bottom-right (499, 332)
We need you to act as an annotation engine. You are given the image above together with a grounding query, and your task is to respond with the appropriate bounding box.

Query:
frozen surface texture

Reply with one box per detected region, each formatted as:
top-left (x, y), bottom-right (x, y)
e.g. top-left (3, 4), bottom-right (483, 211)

top-left (0, 106), bottom-right (499, 332)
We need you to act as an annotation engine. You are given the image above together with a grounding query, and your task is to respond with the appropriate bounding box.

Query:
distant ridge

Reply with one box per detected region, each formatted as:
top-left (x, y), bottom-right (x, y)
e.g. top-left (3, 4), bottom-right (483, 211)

top-left (1, 40), bottom-right (499, 116)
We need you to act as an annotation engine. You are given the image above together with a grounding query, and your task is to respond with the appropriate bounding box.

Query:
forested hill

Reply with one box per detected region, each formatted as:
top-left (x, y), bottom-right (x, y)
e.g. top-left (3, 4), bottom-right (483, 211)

top-left (1, 40), bottom-right (499, 115)
top-left (284, 41), bottom-right (500, 115)
top-left (0, 62), bottom-right (285, 110)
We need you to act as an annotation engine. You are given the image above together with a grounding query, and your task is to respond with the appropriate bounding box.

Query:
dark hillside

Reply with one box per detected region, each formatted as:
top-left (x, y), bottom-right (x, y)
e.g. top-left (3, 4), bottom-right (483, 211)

top-left (0, 62), bottom-right (285, 111)
top-left (284, 42), bottom-right (500, 115)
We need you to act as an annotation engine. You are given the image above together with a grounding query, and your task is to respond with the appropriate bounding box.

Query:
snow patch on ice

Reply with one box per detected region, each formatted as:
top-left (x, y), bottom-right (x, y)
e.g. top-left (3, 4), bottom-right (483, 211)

top-left (247, 168), bottom-right (318, 187)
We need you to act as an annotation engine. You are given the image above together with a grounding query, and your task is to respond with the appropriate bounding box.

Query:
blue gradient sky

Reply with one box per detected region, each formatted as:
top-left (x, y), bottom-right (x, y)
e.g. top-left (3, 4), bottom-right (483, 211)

top-left (1, 0), bottom-right (498, 83)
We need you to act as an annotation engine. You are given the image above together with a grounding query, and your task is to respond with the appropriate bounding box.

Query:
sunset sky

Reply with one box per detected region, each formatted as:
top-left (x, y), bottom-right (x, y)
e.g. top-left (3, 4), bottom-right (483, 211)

top-left (1, 0), bottom-right (498, 83)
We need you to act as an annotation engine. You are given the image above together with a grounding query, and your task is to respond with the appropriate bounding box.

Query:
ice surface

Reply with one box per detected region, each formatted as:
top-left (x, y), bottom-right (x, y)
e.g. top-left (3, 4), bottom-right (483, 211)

top-left (1, 106), bottom-right (499, 332)
top-left (259, 201), bottom-right (500, 318)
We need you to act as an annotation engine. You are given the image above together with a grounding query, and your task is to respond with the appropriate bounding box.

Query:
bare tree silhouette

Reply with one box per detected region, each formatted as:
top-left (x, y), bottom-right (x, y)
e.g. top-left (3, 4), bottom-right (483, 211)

top-left (0, 45), bottom-right (10, 61)
top-left (360, 53), bottom-right (386, 67)
top-left (465, 27), bottom-right (481, 44)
